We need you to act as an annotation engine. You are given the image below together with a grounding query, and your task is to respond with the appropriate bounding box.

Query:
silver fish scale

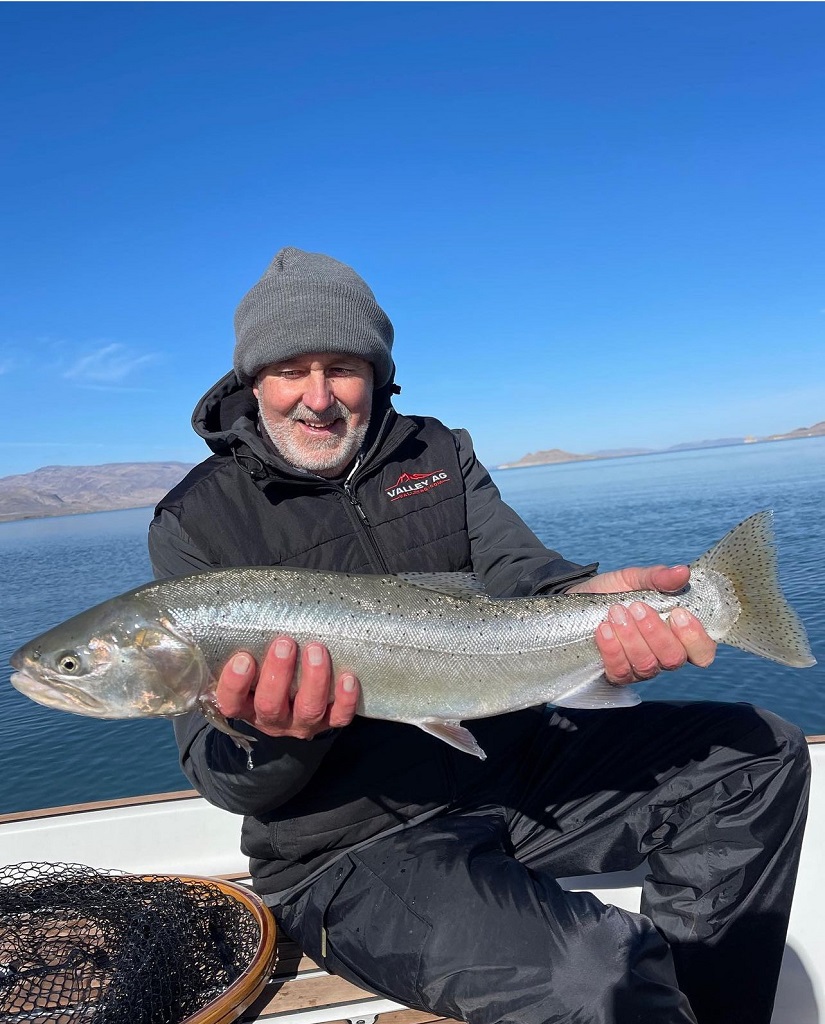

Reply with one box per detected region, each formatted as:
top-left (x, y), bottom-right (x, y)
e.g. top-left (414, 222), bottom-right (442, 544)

top-left (134, 565), bottom-right (738, 722)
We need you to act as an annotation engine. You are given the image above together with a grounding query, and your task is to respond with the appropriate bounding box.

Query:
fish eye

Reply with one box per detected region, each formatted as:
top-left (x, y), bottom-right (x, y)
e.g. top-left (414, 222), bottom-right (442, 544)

top-left (57, 652), bottom-right (83, 675)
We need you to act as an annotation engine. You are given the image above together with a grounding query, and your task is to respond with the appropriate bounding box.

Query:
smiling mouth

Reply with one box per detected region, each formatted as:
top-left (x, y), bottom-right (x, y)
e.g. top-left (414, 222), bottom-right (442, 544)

top-left (298, 418), bottom-right (341, 434)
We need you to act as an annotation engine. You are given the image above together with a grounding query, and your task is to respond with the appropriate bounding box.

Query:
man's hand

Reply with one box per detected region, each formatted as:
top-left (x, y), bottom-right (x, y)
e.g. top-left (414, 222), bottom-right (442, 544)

top-left (216, 637), bottom-right (361, 739)
top-left (567, 565), bottom-right (717, 685)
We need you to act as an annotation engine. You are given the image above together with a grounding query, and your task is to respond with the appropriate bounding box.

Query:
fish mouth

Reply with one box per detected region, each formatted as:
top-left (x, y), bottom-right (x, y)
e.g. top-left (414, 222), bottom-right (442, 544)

top-left (10, 670), bottom-right (108, 714)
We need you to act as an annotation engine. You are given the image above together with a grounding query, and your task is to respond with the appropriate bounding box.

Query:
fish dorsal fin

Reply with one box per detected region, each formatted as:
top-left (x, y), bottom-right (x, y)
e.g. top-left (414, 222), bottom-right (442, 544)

top-left (395, 571), bottom-right (488, 599)
top-left (553, 674), bottom-right (643, 710)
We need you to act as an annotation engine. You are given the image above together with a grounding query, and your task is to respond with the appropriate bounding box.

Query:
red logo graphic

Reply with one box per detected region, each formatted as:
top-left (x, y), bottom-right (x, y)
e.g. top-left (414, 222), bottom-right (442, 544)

top-left (385, 469), bottom-right (450, 501)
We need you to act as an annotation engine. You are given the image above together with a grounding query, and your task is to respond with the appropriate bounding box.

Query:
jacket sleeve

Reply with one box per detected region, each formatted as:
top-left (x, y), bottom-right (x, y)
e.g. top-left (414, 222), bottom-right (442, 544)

top-left (454, 429), bottom-right (599, 598)
top-left (148, 508), bottom-right (337, 816)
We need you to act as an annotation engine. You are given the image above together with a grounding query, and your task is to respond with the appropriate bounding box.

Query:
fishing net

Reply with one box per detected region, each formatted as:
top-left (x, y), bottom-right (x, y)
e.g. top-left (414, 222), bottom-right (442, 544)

top-left (0, 862), bottom-right (273, 1024)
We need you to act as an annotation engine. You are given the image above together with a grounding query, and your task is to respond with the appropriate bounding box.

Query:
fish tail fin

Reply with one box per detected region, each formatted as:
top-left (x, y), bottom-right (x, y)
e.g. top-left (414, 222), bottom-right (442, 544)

top-left (692, 510), bottom-right (815, 668)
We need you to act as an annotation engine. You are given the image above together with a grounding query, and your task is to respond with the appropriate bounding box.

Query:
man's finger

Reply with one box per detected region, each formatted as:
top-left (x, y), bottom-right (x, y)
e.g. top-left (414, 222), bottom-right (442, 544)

top-left (292, 643), bottom-right (335, 728)
top-left (627, 602), bottom-right (688, 672)
top-left (605, 605), bottom-right (661, 681)
top-left (569, 563), bottom-right (686, 596)
top-left (596, 620), bottom-right (636, 686)
top-left (328, 673), bottom-right (361, 729)
top-left (647, 564), bottom-right (690, 594)
top-left (254, 637), bottom-right (297, 723)
top-left (670, 608), bottom-right (717, 668)
top-left (215, 651), bottom-right (258, 719)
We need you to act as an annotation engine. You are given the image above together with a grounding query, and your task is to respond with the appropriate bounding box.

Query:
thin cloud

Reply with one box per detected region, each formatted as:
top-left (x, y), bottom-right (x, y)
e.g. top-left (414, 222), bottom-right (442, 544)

top-left (79, 383), bottom-right (158, 394)
top-left (0, 441), bottom-right (106, 448)
top-left (63, 343), bottom-right (159, 387)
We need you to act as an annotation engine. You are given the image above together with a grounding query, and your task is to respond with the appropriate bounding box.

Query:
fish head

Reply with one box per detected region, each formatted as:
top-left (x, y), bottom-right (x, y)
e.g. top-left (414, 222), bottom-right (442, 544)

top-left (9, 598), bottom-right (210, 720)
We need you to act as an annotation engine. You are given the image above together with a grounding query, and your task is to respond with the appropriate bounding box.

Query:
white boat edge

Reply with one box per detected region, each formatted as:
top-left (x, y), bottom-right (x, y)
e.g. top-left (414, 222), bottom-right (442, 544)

top-left (1, 737), bottom-right (823, 1024)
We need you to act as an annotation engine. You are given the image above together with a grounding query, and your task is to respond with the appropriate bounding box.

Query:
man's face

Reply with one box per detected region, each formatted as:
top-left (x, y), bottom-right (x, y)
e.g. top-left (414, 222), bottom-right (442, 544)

top-left (253, 353), bottom-right (374, 477)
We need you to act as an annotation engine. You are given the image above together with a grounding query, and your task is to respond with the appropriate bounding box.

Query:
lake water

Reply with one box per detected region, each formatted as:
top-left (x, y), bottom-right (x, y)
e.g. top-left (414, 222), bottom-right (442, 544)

top-left (1, 438), bottom-right (823, 815)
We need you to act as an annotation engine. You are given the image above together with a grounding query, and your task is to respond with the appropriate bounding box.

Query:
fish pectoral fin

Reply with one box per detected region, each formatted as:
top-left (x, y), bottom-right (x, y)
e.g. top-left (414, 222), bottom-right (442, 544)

top-left (553, 674), bottom-right (643, 710)
top-left (198, 693), bottom-right (257, 754)
top-left (417, 718), bottom-right (487, 760)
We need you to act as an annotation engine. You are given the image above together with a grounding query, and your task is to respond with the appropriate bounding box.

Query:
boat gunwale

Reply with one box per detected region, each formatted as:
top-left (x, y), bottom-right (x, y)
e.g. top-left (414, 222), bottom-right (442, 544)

top-left (0, 788), bottom-right (200, 824)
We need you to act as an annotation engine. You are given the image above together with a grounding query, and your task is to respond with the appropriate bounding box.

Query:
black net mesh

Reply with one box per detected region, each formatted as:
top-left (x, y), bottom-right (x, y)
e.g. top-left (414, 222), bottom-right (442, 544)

top-left (0, 862), bottom-right (265, 1024)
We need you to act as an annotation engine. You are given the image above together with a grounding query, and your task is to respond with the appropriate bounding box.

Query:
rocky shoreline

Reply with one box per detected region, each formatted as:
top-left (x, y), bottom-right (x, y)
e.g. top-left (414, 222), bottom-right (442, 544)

top-left (2, 420), bottom-right (822, 521)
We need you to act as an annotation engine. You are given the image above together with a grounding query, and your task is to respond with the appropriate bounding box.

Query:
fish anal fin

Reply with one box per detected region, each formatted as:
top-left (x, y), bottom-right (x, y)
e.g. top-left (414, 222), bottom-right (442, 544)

top-left (554, 675), bottom-right (642, 710)
top-left (417, 718), bottom-right (487, 759)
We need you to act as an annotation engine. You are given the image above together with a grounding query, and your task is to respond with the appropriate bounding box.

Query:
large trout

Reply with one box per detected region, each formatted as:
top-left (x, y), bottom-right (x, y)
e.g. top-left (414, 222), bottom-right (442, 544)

top-left (10, 511), bottom-right (815, 759)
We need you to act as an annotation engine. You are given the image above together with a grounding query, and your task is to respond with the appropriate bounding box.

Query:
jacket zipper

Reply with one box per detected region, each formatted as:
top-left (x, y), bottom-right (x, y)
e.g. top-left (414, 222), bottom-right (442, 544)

top-left (342, 456), bottom-right (391, 573)
top-left (239, 404), bottom-right (414, 574)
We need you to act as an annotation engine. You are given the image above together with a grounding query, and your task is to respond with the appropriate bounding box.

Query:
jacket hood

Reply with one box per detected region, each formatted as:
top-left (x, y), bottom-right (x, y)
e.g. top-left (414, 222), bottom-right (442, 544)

top-left (191, 369), bottom-right (399, 470)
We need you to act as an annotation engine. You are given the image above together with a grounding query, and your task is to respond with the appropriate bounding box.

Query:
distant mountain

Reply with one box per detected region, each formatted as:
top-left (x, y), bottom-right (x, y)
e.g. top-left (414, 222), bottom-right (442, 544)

top-left (764, 420), bottom-right (825, 441)
top-left (662, 437), bottom-right (745, 452)
top-left (498, 448), bottom-right (596, 469)
top-left (6, 418), bottom-right (824, 519)
top-left (589, 447), bottom-right (656, 458)
top-left (498, 419), bottom-right (824, 470)
top-left (0, 462), bottom-right (193, 522)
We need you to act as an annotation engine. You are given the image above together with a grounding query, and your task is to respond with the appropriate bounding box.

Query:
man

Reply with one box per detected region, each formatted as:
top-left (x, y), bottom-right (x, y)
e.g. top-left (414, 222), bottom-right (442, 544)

top-left (150, 248), bottom-right (809, 1024)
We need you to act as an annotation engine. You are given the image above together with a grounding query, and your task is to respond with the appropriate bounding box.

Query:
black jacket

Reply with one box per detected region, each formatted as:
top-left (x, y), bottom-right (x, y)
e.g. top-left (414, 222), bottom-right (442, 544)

top-left (149, 372), bottom-right (597, 898)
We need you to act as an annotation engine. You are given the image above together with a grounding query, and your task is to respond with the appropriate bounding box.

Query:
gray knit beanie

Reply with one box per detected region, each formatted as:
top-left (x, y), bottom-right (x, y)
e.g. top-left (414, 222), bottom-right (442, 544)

top-left (233, 247), bottom-right (395, 387)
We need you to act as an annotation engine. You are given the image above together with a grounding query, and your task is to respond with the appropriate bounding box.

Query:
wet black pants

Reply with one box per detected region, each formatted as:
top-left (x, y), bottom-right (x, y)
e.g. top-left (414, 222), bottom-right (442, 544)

top-left (277, 702), bottom-right (810, 1024)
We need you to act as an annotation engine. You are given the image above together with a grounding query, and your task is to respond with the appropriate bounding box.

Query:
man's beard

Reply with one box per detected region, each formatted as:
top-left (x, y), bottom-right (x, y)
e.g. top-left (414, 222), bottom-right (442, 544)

top-left (257, 399), bottom-right (370, 476)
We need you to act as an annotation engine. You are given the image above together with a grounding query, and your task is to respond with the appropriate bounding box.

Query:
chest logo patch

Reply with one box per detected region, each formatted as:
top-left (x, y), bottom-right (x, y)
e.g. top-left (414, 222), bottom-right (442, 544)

top-left (385, 469), bottom-right (450, 501)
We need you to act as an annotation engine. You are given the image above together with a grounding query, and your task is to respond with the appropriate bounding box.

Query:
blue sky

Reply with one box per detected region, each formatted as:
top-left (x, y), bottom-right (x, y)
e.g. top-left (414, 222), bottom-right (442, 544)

top-left (1, 2), bottom-right (823, 477)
